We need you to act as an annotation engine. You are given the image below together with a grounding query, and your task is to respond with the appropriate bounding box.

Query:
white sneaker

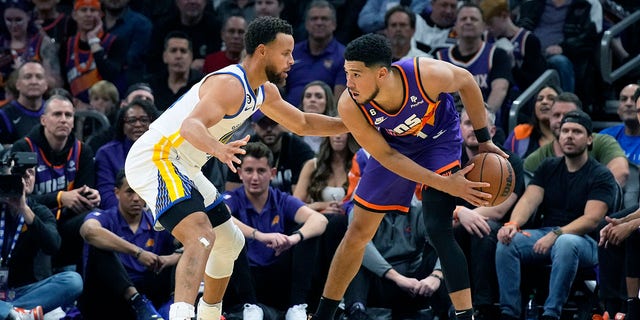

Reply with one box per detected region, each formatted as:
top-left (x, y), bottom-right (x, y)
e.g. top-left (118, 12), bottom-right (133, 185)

top-left (285, 304), bottom-right (308, 320)
top-left (243, 303), bottom-right (264, 320)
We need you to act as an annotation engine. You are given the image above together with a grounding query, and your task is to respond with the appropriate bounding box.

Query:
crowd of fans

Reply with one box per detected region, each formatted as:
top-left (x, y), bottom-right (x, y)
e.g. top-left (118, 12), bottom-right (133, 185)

top-left (0, 0), bottom-right (639, 319)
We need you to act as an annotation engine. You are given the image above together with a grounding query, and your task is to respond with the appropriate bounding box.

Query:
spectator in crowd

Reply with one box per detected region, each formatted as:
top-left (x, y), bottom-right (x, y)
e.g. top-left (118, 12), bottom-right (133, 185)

top-left (412, 0), bottom-right (458, 54)
top-left (600, 84), bottom-right (640, 165)
top-left (0, 0), bottom-right (62, 100)
top-left (148, 0), bottom-right (222, 74)
top-left (127, 0), bottom-right (174, 25)
top-left (596, 88), bottom-right (640, 318)
top-left (32, 0), bottom-right (76, 49)
top-left (496, 110), bottom-right (618, 320)
top-left (95, 98), bottom-right (159, 210)
top-left (87, 82), bottom-right (157, 161)
top-left (297, 80), bottom-right (336, 153)
top-left (61, 0), bottom-right (127, 108)
top-left (524, 92), bottom-right (629, 188)
top-left (216, 0), bottom-right (256, 23)
top-left (0, 61), bottom-right (48, 146)
top-left (88, 80), bottom-right (119, 124)
top-left (79, 170), bottom-right (179, 320)
top-left (454, 107), bottom-right (525, 320)
top-left (435, 3), bottom-right (513, 130)
top-left (504, 85), bottom-right (559, 158)
top-left (598, 199), bottom-right (640, 320)
top-left (342, 202), bottom-right (452, 320)
top-left (357, 0), bottom-right (428, 34)
top-left (480, 0), bottom-right (546, 92)
top-left (254, 0), bottom-right (284, 19)
top-left (120, 82), bottom-right (155, 107)
top-left (293, 133), bottom-right (359, 215)
top-left (285, 1), bottom-right (346, 106)
top-left (11, 94), bottom-right (100, 272)
top-left (202, 14), bottom-right (247, 74)
top-left (75, 79), bottom-right (119, 143)
top-left (145, 31), bottom-right (204, 112)
top-left (517, 0), bottom-right (602, 107)
top-left (383, 5), bottom-right (431, 62)
top-left (223, 142), bottom-right (328, 319)
top-left (282, 0), bottom-right (366, 44)
top-left (0, 68), bottom-right (20, 106)
top-left (101, 0), bottom-right (153, 86)
top-left (225, 111), bottom-right (315, 195)
top-left (0, 155), bottom-right (83, 320)
top-left (32, 0), bottom-right (76, 52)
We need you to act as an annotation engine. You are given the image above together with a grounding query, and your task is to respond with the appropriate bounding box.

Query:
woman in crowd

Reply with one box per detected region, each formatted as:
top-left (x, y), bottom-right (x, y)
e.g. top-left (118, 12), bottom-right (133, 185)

top-left (94, 98), bottom-right (159, 209)
top-left (294, 132), bottom-right (359, 214)
top-left (298, 80), bottom-right (337, 153)
top-left (503, 84), bottom-right (561, 158)
top-left (0, 0), bottom-right (61, 100)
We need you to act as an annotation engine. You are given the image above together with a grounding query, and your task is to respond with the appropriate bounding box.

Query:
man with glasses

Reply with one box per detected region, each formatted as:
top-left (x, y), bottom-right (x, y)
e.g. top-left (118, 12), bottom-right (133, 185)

top-left (11, 94), bottom-right (101, 273)
top-left (600, 83), bottom-right (640, 165)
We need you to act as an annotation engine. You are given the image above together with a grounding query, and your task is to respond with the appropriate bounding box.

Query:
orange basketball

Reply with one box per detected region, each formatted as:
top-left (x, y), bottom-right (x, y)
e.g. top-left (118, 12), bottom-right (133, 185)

top-left (465, 152), bottom-right (515, 207)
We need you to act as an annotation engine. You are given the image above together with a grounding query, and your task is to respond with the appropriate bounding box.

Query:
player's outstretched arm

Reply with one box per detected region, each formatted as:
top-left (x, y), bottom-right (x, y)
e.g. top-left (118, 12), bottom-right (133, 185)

top-left (260, 82), bottom-right (348, 136)
top-left (179, 74), bottom-right (249, 172)
top-left (337, 90), bottom-right (491, 206)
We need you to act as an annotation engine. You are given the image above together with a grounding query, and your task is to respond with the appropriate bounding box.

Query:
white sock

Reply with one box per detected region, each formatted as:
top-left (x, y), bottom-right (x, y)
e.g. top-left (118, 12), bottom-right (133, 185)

top-left (169, 302), bottom-right (195, 320)
top-left (197, 297), bottom-right (222, 320)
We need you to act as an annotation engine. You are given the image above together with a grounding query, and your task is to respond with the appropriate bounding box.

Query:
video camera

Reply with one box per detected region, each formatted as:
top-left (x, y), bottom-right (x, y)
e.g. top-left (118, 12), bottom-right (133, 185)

top-left (0, 152), bottom-right (37, 198)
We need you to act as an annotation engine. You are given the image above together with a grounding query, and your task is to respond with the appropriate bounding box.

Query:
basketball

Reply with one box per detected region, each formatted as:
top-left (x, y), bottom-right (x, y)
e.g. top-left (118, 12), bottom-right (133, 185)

top-left (465, 152), bottom-right (515, 207)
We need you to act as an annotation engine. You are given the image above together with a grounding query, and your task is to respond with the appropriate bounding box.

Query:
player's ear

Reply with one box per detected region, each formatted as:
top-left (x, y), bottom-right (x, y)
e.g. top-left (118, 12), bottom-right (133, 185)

top-left (377, 66), bottom-right (389, 80)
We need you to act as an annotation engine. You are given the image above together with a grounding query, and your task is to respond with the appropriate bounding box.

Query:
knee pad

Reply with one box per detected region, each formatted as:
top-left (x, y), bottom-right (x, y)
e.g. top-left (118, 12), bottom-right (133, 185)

top-left (205, 220), bottom-right (245, 278)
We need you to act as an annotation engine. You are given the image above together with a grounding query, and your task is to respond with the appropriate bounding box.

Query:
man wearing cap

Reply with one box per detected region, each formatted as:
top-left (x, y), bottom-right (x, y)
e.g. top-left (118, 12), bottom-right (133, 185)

top-left (524, 93), bottom-right (629, 188)
top-left (224, 110), bottom-right (315, 195)
top-left (61, 0), bottom-right (127, 109)
top-left (495, 109), bottom-right (618, 320)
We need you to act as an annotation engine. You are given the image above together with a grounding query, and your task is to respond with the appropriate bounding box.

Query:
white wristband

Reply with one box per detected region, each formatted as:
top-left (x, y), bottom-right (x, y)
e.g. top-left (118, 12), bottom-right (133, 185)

top-left (88, 37), bottom-right (100, 45)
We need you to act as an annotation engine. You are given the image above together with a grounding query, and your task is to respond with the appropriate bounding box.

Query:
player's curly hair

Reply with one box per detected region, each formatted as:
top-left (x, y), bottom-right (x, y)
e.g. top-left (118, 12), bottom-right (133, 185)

top-left (244, 17), bottom-right (293, 55)
top-left (344, 33), bottom-right (392, 68)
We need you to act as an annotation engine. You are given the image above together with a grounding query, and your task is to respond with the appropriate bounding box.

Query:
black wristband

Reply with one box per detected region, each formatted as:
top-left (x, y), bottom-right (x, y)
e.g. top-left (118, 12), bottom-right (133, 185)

top-left (429, 273), bottom-right (443, 281)
top-left (474, 127), bottom-right (491, 143)
top-left (293, 230), bottom-right (305, 241)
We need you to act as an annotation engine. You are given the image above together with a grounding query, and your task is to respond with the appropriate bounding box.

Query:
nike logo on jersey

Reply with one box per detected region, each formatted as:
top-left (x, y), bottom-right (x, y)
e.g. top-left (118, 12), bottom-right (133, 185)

top-left (12, 117), bottom-right (21, 125)
top-left (432, 129), bottom-right (446, 139)
top-left (374, 116), bottom-right (388, 125)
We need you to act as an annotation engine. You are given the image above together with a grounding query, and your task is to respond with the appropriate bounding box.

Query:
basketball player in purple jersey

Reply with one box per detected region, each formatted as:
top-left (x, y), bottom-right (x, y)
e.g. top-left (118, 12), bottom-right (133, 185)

top-left (310, 34), bottom-right (508, 320)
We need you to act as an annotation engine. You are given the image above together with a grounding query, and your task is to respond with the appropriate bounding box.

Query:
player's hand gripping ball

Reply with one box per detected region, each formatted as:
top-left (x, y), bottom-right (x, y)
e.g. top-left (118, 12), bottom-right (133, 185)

top-left (466, 152), bottom-right (515, 207)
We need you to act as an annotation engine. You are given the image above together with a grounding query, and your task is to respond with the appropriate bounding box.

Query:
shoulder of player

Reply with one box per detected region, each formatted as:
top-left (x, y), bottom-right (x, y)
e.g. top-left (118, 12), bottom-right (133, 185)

top-left (199, 74), bottom-right (245, 103)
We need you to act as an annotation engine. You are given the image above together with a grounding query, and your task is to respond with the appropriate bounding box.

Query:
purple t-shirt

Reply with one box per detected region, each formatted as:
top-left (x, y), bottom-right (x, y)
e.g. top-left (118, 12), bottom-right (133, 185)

top-left (223, 186), bottom-right (304, 267)
top-left (83, 207), bottom-right (175, 281)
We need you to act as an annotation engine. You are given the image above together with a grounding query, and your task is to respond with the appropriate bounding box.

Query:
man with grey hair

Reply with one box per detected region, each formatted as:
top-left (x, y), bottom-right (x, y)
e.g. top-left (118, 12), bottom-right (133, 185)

top-left (11, 94), bottom-right (100, 272)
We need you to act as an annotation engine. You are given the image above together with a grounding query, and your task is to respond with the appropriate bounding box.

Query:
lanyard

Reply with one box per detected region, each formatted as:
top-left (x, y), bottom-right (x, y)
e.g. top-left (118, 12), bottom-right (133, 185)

top-left (0, 207), bottom-right (25, 266)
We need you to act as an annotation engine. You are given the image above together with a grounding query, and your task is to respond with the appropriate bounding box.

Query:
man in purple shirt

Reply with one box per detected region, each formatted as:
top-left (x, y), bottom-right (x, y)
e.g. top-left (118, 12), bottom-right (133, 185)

top-left (284, 1), bottom-right (346, 106)
top-left (80, 170), bottom-right (180, 319)
top-left (222, 142), bottom-right (328, 319)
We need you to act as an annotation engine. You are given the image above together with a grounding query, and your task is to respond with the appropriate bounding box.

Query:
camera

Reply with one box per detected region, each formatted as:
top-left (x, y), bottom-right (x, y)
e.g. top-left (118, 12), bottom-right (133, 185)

top-left (0, 152), bottom-right (37, 198)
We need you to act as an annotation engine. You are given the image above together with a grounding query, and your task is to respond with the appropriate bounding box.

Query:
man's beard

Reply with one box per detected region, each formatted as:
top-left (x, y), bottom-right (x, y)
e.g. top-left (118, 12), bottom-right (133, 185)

top-left (563, 144), bottom-right (587, 158)
top-left (360, 86), bottom-right (380, 105)
top-left (265, 65), bottom-right (285, 86)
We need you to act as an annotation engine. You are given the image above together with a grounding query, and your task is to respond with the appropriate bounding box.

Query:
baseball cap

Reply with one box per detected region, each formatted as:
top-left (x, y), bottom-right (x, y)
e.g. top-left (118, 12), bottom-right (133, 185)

top-left (251, 110), bottom-right (267, 123)
top-left (561, 110), bottom-right (593, 135)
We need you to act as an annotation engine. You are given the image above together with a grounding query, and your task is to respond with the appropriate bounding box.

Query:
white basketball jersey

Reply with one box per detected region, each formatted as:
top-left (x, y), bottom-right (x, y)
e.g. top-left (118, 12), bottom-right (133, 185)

top-left (148, 64), bottom-right (265, 168)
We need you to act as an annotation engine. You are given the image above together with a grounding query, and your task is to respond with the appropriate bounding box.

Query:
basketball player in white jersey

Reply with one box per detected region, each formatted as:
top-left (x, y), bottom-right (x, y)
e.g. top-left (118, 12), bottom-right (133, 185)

top-left (125, 17), bottom-right (347, 320)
